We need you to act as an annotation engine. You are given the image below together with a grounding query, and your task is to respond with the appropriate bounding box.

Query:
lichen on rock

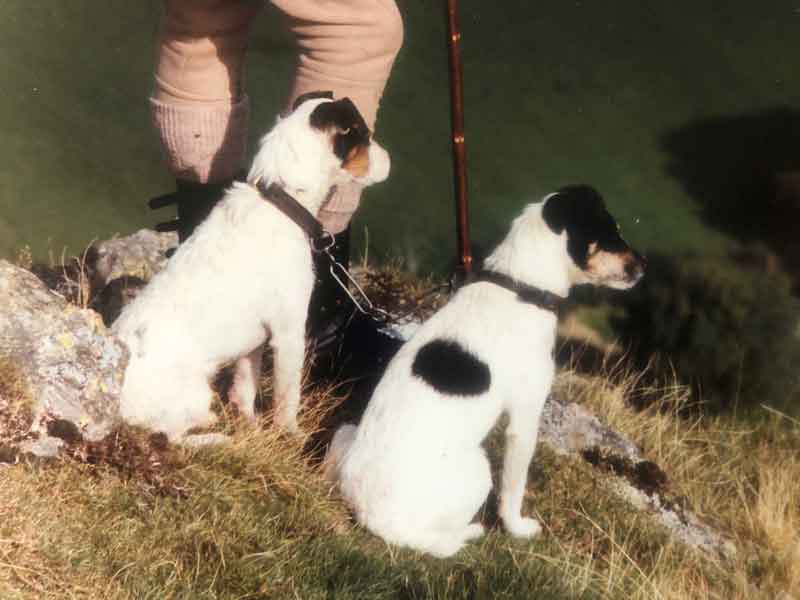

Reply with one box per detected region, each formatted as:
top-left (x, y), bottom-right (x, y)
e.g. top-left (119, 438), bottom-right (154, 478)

top-left (0, 260), bottom-right (128, 441)
top-left (91, 228), bottom-right (176, 290)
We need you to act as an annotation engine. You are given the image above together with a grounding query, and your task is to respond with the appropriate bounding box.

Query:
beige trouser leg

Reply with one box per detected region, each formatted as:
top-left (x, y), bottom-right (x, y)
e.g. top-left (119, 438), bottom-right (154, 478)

top-left (275, 0), bottom-right (404, 232)
top-left (151, 0), bottom-right (403, 231)
top-left (151, 0), bottom-right (261, 183)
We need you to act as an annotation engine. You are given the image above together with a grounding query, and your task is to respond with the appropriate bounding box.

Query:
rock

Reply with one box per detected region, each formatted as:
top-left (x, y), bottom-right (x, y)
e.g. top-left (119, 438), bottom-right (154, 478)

top-left (540, 393), bottom-right (640, 459)
top-left (91, 229), bottom-right (176, 290)
top-left (0, 260), bottom-right (128, 441)
top-left (541, 390), bottom-right (735, 560)
top-left (19, 435), bottom-right (64, 459)
top-left (91, 275), bottom-right (148, 326)
top-left (26, 229), bottom-right (173, 327)
top-left (181, 432), bottom-right (231, 448)
top-left (89, 229), bottom-right (175, 325)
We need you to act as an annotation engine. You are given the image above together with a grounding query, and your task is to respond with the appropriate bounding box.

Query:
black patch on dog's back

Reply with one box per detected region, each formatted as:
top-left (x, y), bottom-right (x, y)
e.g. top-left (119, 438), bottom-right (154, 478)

top-left (411, 339), bottom-right (491, 397)
top-left (309, 98), bottom-right (371, 162)
top-left (542, 184), bottom-right (629, 267)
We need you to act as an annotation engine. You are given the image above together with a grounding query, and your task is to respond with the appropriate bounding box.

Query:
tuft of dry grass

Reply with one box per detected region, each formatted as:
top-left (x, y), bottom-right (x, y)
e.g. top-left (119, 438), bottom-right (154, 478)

top-left (0, 356), bottom-right (34, 455)
top-left (13, 245), bottom-right (33, 270)
top-left (23, 243), bottom-right (99, 310)
top-left (353, 261), bottom-right (450, 322)
top-left (555, 364), bottom-right (800, 598)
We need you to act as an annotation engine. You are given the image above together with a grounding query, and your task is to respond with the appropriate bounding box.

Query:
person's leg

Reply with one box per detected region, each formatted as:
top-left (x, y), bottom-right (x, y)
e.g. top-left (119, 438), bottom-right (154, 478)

top-left (273, 0), bottom-right (404, 233)
top-left (273, 0), bottom-right (404, 353)
top-left (150, 0), bottom-right (261, 239)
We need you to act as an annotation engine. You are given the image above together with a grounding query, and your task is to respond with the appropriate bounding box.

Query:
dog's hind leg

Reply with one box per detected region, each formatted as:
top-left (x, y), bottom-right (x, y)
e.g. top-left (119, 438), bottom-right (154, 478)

top-left (383, 447), bottom-right (491, 557)
top-left (322, 423), bottom-right (357, 482)
top-left (270, 325), bottom-right (305, 433)
top-left (229, 345), bottom-right (263, 420)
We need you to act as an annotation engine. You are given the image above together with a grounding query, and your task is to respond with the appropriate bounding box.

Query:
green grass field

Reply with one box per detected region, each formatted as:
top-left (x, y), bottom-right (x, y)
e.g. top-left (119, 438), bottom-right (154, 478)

top-left (2, 1), bottom-right (799, 273)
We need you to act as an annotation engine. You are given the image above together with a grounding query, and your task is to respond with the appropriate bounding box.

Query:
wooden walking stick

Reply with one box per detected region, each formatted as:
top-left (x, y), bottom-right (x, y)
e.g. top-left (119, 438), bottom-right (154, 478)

top-left (445, 0), bottom-right (473, 276)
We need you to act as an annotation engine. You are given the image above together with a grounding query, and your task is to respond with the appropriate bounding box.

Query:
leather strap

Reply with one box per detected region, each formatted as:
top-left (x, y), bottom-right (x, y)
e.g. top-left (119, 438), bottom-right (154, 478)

top-left (468, 269), bottom-right (564, 314)
top-left (254, 179), bottom-right (334, 252)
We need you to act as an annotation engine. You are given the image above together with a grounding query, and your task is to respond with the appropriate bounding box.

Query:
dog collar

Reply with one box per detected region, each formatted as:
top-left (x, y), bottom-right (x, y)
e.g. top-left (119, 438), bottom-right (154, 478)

top-left (468, 270), bottom-right (564, 314)
top-left (254, 178), bottom-right (335, 252)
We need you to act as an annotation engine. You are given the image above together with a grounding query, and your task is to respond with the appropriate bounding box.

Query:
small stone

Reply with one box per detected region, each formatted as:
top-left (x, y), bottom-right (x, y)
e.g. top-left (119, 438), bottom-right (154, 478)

top-left (19, 435), bottom-right (64, 459)
top-left (181, 433), bottom-right (231, 448)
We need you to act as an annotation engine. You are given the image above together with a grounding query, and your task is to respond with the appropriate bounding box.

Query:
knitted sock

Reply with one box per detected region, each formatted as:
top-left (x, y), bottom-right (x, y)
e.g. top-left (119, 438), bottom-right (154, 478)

top-left (150, 94), bottom-right (249, 184)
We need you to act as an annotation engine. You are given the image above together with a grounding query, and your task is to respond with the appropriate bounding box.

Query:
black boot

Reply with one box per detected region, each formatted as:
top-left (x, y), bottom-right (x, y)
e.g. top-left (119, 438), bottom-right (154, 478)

top-left (149, 178), bottom-right (232, 243)
top-left (307, 226), bottom-right (354, 355)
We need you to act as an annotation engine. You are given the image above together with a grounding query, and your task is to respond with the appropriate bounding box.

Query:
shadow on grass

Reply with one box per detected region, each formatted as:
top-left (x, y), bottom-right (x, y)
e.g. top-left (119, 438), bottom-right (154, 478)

top-left (661, 106), bottom-right (800, 290)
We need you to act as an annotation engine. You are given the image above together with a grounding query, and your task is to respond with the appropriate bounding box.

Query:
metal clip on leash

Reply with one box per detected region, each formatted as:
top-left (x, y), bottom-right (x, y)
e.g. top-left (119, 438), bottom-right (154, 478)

top-left (254, 177), bottom-right (392, 325)
top-left (312, 232), bottom-right (392, 325)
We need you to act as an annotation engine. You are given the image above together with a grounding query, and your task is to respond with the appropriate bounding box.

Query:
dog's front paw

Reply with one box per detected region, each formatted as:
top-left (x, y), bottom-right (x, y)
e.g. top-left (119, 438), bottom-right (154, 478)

top-left (503, 516), bottom-right (542, 539)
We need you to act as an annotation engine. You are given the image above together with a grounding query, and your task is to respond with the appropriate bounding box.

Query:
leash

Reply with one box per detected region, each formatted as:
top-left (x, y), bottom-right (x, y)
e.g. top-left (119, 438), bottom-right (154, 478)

top-left (254, 178), bottom-right (392, 324)
top-left (348, 268), bottom-right (565, 327)
top-left (446, 0), bottom-right (473, 277)
top-left (252, 180), bottom-right (563, 327)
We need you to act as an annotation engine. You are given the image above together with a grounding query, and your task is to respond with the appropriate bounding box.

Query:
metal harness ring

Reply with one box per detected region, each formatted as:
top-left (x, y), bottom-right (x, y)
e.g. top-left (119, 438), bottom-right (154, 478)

top-left (311, 231), bottom-right (336, 254)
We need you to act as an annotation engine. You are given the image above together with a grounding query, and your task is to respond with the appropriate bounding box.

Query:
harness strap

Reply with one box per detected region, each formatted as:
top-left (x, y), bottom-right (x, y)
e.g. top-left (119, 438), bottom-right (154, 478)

top-left (467, 269), bottom-right (564, 314)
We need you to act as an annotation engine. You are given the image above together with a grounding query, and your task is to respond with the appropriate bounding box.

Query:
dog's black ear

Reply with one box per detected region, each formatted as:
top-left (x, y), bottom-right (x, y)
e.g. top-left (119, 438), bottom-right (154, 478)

top-left (542, 184), bottom-right (606, 234)
top-left (309, 97), bottom-right (371, 163)
top-left (309, 97), bottom-right (368, 134)
top-left (292, 90), bottom-right (334, 112)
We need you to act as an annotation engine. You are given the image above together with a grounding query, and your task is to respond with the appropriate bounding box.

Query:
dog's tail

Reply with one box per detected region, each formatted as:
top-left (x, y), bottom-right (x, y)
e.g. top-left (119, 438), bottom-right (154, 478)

top-left (322, 423), bottom-right (357, 483)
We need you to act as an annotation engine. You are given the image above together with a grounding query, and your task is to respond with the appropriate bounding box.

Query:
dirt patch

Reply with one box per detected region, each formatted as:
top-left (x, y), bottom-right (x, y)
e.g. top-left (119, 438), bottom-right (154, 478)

top-left (581, 445), bottom-right (668, 497)
top-left (47, 424), bottom-right (189, 499)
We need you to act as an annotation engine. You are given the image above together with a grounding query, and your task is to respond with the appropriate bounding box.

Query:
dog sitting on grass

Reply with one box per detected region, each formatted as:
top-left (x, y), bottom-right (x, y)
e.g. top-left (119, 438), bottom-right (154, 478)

top-left (324, 186), bottom-right (646, 557)
top-left (113, 94), bottom-right (390, 441)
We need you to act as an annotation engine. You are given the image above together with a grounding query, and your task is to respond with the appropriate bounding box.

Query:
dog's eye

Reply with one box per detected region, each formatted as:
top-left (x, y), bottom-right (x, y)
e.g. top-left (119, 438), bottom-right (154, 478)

top-left (340, 127), bottom-right (351, 135)
top-left (588, 242), bottom-right (599, 255)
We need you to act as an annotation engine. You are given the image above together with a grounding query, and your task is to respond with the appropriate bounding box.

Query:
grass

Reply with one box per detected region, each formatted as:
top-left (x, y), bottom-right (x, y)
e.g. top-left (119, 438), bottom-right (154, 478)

top-left (1, 252), bottom-right (797, 598)
top-left (0, 408), bottom-right (593, 599)
top-left (2, 343), bottom-right (799, 598)
top-left (555, 365), bottom-right (800, 596)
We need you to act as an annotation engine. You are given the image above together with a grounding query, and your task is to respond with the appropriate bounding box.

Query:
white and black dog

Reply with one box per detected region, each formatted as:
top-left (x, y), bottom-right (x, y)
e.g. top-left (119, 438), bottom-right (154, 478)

top-left (113, 94), bottom-right (390, 440)
top-left (324, 186), bottom-right (645, 557)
